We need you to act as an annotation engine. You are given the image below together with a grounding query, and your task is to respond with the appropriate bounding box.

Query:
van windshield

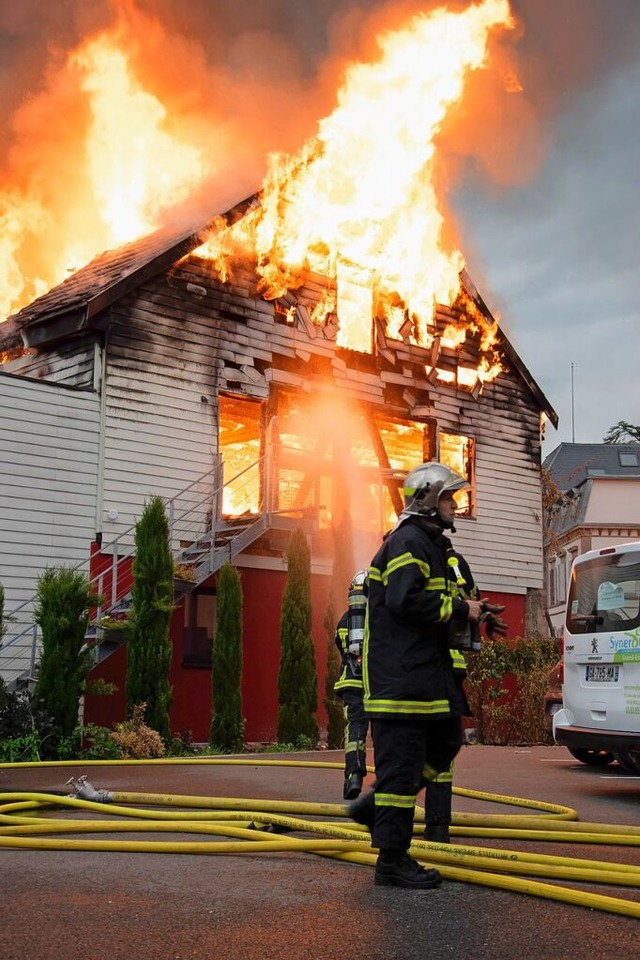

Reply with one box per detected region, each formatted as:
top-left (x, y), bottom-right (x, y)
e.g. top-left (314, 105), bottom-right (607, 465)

top-left (566, 552), bottom-right (640, 634)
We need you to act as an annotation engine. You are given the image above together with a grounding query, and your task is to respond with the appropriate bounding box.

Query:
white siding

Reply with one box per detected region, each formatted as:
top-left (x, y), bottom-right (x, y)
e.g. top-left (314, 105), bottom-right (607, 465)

top-left (0, 372), bottom-right (100, 683)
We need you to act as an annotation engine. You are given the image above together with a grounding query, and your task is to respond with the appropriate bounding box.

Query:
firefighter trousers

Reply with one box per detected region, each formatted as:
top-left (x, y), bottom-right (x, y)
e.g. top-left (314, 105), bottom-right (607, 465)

top-left (370, 714), bottom-right (463, 853)
top-left (340, 687), bottom-right (369, 777)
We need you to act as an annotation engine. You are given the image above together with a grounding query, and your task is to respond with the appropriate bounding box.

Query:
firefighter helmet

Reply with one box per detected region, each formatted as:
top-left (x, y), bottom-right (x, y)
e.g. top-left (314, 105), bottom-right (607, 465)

top-left (402, 462), bottom-right (469, 520)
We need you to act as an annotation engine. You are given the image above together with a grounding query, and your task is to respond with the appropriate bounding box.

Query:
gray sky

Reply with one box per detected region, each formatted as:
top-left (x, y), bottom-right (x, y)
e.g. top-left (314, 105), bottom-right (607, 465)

top-left (452, 46), bottom-right (640, 454)
top-left (1, 0), bottom-right (638, 453)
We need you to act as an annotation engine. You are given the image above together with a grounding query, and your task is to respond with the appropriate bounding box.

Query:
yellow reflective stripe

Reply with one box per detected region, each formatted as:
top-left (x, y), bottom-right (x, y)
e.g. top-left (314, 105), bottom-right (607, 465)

top-left (439, 595), bottom-right (453, 621)
top-left (368, 565), bottom-right (382, 581)
top-left (335, 678), bottom-right (364, 690)
top-left (423, 762), bottom-right (454, 783)
top-left (450, 649), bottom-right (467, 669)
top-left (428, 577), bottom-right (447, 589)
top-left (382, 553), bottom-right (431, 584)
top-left (364, 698), bottom-right (450, 715)
top-left (375, 792), bottom-right (416, 809)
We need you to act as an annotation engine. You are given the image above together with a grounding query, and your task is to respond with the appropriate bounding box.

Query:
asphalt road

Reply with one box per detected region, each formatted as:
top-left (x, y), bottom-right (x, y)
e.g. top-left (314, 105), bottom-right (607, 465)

top-left (1, 744), bottom-right (639, 960)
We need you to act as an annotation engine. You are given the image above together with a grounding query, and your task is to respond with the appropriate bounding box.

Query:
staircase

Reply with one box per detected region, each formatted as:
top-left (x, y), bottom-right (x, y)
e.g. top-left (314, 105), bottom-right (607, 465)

top-left (0, 453), bottom-right (316, 689)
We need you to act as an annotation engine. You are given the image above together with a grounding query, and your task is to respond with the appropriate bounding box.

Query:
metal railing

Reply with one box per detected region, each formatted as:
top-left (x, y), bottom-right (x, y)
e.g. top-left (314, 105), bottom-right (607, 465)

top-left (0, 459), bottom-right (227, 686)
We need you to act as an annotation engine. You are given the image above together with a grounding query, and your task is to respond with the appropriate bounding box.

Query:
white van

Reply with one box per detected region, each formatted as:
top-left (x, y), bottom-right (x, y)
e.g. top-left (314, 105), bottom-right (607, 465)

top-left (553, 541), bottom-right (640, 774)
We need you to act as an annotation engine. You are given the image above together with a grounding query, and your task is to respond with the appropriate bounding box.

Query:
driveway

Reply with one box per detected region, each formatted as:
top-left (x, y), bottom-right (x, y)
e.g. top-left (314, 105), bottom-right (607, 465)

top-left (1, 745), bottom-right (639, 960)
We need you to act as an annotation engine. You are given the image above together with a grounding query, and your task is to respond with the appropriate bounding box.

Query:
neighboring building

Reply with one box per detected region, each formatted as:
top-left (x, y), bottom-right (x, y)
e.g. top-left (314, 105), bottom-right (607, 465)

top-left (544, 442), bottom-right (640, 635)
top-left (0, 194), bottom-right (557, 741)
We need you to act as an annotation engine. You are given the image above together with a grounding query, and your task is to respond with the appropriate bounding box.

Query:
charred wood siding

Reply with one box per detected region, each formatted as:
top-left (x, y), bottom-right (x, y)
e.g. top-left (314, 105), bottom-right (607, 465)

top-left (0, 372), bottom-right (100, 682)
top-left (1, 338), bottom-right (96, 388)
top-left (98, 257), bottom-right (544, 592)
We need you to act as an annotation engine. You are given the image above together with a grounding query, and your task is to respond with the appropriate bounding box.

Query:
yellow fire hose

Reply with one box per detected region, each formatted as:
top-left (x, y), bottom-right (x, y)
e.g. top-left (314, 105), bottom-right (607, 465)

top-left (1, 757), bottom-right (639, 919)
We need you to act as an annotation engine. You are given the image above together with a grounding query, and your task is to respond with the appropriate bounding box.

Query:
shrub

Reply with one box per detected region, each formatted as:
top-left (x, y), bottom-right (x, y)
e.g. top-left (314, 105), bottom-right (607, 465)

top-left (465, 634), bottom-right (561, 745)
top-left (110, 703), bottom-right (165, 759)
top-left (33, 566), bottom-right (98, 753)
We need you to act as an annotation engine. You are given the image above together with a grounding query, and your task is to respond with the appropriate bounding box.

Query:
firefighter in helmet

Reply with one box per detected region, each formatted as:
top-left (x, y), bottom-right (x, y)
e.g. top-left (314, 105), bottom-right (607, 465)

top-left (334, 569), bottom-right (369, 800)
top-left (349, 461), bottom-right (506, 889)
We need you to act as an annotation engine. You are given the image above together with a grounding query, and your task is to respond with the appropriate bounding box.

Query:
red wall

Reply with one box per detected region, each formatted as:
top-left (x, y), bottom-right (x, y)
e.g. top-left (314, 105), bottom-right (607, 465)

top-left (84, 565), bottom-right (333, 744)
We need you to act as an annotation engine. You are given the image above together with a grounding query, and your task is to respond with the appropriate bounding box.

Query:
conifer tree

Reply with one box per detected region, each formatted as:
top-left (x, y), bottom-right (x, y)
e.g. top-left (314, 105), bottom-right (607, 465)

top-left (277, 529), bottom-right (319, 745)
top-left (210, 563), bottom-right (245, 752)
top-left (34, 567), bottom-right (96, 745)
top-left (126, 495), bottom-right (174, 741)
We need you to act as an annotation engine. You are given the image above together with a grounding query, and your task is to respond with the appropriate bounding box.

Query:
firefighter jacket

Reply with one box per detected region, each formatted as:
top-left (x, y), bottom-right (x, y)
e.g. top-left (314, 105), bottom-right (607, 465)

top-left (334, 611), bottom-right (364, 693)
top-left (363, 514), bottom-right (477, 719)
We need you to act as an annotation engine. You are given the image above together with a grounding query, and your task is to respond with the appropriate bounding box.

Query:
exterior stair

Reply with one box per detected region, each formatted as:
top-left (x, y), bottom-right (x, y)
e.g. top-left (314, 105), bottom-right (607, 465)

top-left (0, 454), bottom-right (316, 687)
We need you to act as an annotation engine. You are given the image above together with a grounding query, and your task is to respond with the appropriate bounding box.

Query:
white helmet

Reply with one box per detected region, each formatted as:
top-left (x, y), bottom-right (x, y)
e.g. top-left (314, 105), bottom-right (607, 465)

top-left (402, 462), bottom-right (469, 524)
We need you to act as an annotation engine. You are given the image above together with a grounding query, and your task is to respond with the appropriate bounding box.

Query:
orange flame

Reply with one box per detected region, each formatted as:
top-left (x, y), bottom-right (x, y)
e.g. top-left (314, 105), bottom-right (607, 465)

top-left (196, 0), bottom-right (514, 377)
top-left (0, 15), bottom-right (209, 322)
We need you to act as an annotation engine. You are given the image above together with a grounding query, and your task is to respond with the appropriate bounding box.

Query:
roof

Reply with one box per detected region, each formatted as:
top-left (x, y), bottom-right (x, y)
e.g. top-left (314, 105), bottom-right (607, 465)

top-left (544, 442), bottom-right (640, 491)
top-left (0, 192), bottom-right (557, 424)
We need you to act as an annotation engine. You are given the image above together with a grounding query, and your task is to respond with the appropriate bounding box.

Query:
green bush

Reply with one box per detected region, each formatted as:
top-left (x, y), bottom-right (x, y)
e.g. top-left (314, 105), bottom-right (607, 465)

top-left (465, 634), bottom-right (561, 745)
top-left (277, 530), bottom-right (319, 746)
top-left (33, 566), bottom-right (98, 754)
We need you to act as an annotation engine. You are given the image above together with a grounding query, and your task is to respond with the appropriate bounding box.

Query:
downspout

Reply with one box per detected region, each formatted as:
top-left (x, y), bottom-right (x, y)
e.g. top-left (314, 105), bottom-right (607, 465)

top-left (93, 335), bottom-right (108, 540)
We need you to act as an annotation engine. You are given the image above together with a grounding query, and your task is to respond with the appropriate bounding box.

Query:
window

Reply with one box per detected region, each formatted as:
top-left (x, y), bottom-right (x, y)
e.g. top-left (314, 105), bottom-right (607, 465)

top-left (218, 394), bottom-right (264, 515)
top-left (439, 431), bottom-right (475, 517)
top-left (619, 452), bottom-right (639, 467)
top-left (566, 551), bottom-right (640, 634)
top-left (182, 587), bottom-right (216, 667)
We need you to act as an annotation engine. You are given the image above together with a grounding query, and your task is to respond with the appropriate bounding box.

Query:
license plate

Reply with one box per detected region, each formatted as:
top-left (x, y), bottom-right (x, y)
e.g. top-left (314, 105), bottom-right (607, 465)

top-left (585, 664), bottom-right (619, 682)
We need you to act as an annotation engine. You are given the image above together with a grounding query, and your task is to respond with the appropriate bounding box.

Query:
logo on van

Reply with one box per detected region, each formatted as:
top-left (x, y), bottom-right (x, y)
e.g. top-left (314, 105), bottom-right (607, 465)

top-left (591, 638), bottom-right (598, 654)
top-left (609, 626), bottom-right (640, 660)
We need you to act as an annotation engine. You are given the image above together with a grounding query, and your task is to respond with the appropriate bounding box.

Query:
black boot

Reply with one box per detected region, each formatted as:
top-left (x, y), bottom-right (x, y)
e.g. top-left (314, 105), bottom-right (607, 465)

top-left (375, 851), bottom-right (442, 889)
top-left (343, 771), bottom-right (363, 800)
top-left (348, 788), bottom-right (375, 832)
top-left (424, 823), bottom-right (450, 843)
top-left (424, 781), bottom-right (452, 843)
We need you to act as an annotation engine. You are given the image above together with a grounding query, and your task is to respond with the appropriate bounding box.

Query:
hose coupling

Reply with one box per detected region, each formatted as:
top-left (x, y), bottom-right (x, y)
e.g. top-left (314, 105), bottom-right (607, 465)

top-left (66, 775), bottom-right (114, 803)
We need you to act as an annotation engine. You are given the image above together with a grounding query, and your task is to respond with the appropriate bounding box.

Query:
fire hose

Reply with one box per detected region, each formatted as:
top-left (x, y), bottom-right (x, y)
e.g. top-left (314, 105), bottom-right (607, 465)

top-left (1, 757), bottom-right (640, 919)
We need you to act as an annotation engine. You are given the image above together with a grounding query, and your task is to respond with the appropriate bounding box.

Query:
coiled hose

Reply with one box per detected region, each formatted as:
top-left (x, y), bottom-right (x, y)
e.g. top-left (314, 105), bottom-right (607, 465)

top-left (1, 756), bottom-right (639, 919)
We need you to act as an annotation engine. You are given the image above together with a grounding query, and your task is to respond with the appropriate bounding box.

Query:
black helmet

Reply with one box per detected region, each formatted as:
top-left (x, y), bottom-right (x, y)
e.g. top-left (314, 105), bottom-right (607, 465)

top-left (402, 461), bottom-right (469, 525)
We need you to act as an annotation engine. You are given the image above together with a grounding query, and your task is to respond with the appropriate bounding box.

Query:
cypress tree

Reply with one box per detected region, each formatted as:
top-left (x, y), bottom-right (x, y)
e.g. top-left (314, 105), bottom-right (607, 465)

top-left (210, 563), bottom-right (245, 752)
top-left (126, 495), bottom-right (174, 741)
top-left (34, 567), bottom-right (96, 747)
top-left (277, 529), bottom-right (319, 745)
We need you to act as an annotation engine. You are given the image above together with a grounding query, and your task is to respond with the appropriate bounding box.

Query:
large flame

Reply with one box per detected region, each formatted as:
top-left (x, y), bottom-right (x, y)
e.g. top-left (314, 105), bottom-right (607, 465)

top-left (195, 0), bottom-right (515, 372)
top-left (0, 16), bottom-right (209, 322)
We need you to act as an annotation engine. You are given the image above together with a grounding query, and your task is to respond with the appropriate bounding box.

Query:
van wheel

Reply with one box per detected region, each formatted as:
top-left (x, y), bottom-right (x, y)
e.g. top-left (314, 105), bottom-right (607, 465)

top-left (567, 747), bottom-right (615, 767)
top-left (614, 751), bottom-right (640, 775)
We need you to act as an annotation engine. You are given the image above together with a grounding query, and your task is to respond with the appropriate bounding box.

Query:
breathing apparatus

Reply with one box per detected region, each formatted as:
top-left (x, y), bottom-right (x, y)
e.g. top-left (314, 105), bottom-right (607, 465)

top-left (346, 570), bottom-right (367, 666)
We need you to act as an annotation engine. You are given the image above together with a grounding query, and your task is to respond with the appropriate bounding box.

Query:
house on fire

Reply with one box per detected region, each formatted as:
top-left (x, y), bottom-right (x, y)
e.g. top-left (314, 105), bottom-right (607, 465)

top-left (0, 193), bottom-right (557, 742)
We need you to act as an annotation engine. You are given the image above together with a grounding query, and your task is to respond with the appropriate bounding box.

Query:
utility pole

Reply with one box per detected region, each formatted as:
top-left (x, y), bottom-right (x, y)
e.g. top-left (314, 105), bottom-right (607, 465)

top-left (570, 362), bottom-right (576, 443)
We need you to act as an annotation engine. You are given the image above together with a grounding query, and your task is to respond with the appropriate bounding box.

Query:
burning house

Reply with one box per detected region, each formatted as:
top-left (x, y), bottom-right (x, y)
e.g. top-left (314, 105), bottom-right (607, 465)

top-left (0, 0), bottom-right (557, 741)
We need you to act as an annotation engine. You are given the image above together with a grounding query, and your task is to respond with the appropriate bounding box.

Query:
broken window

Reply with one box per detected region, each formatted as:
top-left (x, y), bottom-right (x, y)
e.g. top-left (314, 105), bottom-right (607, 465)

top-left (439, 431), bottom-right (475, 517)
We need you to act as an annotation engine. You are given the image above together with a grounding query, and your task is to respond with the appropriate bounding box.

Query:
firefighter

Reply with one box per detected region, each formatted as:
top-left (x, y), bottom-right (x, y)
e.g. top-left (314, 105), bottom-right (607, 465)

top-left (349, 461), bottom-right (506, 889)
top-left (334, 570), bottom-right (369, 800)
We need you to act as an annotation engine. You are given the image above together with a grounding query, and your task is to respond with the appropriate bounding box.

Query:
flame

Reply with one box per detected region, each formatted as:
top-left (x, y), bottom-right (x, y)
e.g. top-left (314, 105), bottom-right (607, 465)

top-left (195, 0), bottom-right (514, 377)
top-left (0, 15), bottom-right (209, 322)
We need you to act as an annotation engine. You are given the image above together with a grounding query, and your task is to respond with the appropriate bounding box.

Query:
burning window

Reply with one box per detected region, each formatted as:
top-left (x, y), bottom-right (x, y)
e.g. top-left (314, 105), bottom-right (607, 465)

top-left (218, 394), bottom-right (263, 516)
top-left (439, 431), bottom-right (475, 517)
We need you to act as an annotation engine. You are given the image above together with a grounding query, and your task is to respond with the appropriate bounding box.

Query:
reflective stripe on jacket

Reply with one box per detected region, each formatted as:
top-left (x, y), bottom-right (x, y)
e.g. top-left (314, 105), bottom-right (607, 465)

top-left (363, 515), bottom-right (475, 718)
